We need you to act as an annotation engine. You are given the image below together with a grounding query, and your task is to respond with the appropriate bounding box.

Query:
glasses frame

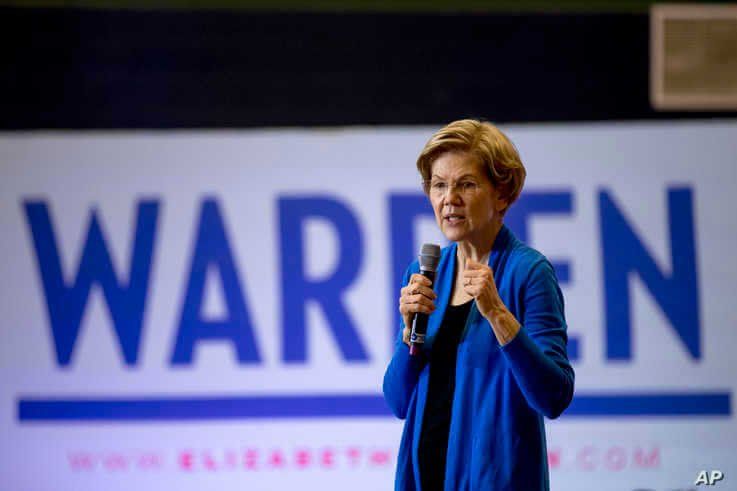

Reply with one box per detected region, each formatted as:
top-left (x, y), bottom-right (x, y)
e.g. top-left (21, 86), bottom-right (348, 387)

top-left (422, 178), bottom-right (483, 198)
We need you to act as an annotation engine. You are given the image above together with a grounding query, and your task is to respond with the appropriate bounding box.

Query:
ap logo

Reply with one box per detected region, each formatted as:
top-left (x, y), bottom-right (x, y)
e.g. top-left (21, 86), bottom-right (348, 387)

top-left (695, 470), bottom-right (725, 486)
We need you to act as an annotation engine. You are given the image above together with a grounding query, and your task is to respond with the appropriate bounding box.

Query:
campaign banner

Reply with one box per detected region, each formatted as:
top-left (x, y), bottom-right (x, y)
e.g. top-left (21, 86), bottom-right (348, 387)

top-left (1, 121), bottom-right (735, 491)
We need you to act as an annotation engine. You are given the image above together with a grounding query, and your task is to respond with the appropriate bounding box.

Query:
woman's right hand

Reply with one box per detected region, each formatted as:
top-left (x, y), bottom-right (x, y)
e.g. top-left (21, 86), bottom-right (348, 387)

top-left (398, 274), bottom-right (437, 346)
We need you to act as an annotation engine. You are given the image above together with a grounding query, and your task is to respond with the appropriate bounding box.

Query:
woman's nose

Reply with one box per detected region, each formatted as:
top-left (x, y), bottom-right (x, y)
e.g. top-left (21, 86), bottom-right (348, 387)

top-left (445, 184), bottom-right (464, 203)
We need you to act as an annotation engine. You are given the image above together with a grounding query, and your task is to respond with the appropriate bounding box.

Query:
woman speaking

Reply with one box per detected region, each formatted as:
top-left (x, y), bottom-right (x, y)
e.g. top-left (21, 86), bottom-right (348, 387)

top-left (382, 119), bottom-right (575, 491)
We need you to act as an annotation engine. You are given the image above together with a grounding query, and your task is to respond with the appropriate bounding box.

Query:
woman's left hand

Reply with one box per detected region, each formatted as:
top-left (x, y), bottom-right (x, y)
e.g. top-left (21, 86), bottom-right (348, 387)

top-left (462, 258), bottom-right (504, 319)
top-left (463, 258), bottom-right (521, 345)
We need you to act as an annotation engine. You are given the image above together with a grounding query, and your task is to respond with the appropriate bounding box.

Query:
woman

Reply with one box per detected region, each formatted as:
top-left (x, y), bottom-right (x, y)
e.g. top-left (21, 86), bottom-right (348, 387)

top-left (382, 119), bottom-right (574, 491)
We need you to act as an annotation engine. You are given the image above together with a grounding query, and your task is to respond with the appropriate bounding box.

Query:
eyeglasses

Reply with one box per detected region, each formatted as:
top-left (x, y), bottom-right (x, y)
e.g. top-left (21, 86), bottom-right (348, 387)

top-left (422, 179), bottom-right (482, 198)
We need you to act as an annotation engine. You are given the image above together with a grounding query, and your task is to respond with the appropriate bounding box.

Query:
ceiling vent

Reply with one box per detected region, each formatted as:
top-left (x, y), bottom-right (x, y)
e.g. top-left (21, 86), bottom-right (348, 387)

top-left (651, 4), bottom-right (737, 110)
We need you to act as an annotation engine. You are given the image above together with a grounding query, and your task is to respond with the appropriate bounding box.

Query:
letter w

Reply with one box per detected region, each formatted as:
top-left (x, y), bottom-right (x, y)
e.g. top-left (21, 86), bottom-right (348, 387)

top-left (23, 200), bottom-right (159, 366)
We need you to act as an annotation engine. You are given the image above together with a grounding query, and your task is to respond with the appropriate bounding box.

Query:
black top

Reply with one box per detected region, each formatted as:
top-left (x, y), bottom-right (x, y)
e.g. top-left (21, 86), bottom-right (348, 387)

top-left (418, 299), bottom-right (473, 491)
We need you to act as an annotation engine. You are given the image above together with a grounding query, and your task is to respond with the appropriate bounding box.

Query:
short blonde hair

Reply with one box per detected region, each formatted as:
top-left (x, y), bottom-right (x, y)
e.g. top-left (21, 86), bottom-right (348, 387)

top-left (417, 119), bottom-right (526, 213)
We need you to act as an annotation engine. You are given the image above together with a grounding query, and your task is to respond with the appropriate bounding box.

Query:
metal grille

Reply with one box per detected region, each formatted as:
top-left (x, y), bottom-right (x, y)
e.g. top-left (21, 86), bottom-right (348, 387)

top-left (651, 4), bottom-right (737, 110)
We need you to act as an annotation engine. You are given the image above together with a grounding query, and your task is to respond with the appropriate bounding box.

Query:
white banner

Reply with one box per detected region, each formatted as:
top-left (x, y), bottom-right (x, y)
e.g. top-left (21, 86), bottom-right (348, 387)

top-left (1, 121), bottom-right (735, 491)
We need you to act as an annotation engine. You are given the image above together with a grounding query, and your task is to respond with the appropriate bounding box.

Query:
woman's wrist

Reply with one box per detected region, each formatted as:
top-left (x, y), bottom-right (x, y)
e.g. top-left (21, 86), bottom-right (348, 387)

top-left (484, 306), bottom-right (521, 346)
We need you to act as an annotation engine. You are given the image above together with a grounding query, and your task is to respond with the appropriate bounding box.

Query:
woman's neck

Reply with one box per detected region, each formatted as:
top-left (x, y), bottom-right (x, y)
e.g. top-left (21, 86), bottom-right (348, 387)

top-left (456, 221), bottom-right (502, 264)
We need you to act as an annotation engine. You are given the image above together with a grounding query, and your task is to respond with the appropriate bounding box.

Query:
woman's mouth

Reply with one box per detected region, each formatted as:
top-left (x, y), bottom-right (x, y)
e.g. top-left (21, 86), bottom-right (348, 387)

top-left (444, 214), bottom-right (466, 225)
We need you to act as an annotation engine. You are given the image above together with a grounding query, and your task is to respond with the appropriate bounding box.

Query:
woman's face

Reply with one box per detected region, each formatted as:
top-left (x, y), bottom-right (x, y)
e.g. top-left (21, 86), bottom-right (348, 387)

top-left (428, 151), bottom-right (506, 244)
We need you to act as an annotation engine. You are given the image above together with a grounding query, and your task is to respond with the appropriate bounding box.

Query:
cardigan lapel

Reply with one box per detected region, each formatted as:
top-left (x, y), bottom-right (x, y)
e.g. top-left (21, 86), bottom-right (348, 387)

top-left (423, 241), bottom-right (456, 353)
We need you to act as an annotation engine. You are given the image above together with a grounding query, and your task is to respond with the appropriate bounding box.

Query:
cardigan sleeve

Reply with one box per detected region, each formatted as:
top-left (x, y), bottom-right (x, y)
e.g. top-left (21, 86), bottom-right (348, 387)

top-left (382, 263), bottom-right (427, 419)
top-left (500, 258), bottom-right (575, 419)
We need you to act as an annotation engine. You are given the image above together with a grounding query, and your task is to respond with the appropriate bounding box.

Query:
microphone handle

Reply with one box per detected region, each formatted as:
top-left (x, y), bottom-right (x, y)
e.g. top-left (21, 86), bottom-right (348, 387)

top-left (409, 268), bottom-right (436, 356)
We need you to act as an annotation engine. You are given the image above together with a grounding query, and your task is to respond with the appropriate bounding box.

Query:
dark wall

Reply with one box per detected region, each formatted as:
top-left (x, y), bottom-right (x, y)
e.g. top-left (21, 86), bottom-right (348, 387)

top-left (2, 7), bottom-right (732, 129)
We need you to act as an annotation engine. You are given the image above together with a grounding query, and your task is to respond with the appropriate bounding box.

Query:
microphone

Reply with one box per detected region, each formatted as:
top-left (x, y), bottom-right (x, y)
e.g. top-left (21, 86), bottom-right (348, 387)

top-left (409, 243), bottom-right (441, 356)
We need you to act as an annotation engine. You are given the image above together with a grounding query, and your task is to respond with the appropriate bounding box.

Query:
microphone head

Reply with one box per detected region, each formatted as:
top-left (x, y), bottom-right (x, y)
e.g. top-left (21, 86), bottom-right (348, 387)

top-left (419, 243), bottom-right (441, 272)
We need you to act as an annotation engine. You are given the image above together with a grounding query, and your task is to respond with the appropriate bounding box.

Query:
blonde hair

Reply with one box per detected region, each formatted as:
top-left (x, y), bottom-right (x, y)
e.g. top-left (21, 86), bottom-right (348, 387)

top-left (417, 119), bottom-right (526, 214)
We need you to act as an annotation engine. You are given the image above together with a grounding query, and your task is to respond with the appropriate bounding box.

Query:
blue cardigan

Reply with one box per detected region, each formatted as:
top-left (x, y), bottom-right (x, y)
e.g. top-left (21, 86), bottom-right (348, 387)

top-left (382, 225), bottom-right (574, 491)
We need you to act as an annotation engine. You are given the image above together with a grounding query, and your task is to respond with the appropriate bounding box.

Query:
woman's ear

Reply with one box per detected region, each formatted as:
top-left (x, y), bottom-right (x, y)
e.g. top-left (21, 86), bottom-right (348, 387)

top-left (495, 194), bottom-right (509, 215)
